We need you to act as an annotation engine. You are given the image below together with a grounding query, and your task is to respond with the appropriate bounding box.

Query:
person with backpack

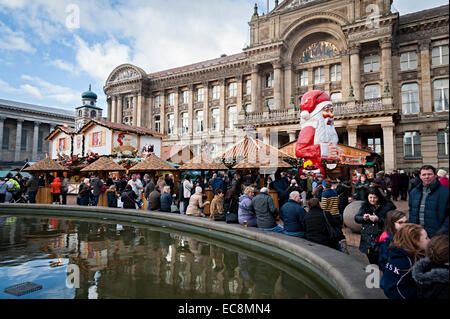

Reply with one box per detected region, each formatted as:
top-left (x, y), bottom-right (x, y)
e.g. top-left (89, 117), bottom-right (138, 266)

top-left (121, 184), bottom-right (138, 209)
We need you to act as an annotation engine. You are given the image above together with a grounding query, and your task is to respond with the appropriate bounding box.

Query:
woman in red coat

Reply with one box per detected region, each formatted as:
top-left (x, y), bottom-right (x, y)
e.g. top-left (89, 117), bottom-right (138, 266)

top-left (51, 177), bottom-right (61, 204)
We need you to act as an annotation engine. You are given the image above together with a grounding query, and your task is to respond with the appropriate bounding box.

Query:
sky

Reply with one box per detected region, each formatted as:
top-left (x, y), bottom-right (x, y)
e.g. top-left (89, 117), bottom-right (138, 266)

top-left (0, 0), bottom-right (448, 113)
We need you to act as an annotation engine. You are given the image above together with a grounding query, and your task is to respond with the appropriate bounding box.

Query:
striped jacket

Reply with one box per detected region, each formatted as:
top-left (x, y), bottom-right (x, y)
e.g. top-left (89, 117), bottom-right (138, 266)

top-left (320, 188), bottom-right (339, 216)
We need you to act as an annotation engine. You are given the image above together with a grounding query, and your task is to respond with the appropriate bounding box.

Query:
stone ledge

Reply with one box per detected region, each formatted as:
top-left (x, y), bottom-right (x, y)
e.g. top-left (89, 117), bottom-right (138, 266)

top-left (0, 203), bottom-right (386, 299)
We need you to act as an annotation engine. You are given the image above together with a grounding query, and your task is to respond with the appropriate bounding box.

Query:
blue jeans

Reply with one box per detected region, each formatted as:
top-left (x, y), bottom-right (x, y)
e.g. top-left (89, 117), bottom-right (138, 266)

top-left (28, 191), bottom-right (37, 203)
top-left (282, 230), bottom-right (305, 238)
top-left (146, 200), bottom-right (151, 211)
top-left (92, 195), bottom-right (99, 206)
top-left (259, 224), bottom-right (285, 233)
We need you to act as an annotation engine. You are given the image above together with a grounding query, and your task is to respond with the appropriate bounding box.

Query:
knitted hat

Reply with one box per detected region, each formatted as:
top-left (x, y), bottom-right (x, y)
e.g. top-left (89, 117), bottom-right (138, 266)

top-left (437, 169), bottom-right (447, 177)
top-left (195, 186), bottom-right (202, 193)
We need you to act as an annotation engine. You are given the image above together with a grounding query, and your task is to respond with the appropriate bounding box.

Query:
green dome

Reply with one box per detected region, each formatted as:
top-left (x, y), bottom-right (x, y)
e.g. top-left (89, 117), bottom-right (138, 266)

top-left (82, 84), bottom-right (97, 100)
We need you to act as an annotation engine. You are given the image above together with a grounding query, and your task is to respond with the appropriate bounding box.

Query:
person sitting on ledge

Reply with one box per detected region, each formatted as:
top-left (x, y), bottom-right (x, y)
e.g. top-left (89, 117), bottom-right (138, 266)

top-left (148, 185), bottom-right (161, 211)
top-left (280, 191), bottom-right (306, 238)
top-left (186, 186), bottom-right (210, 217)
top-left (248, 187), bottom-right (284, 233)
top-left (210, 188), bottom-right (225, 220)
top-left (160, 186), bottom-right (173, 213)
top-left (238, 186), bottom-right (257, 227)
top-left (121, 184), bottom-right (138, 210)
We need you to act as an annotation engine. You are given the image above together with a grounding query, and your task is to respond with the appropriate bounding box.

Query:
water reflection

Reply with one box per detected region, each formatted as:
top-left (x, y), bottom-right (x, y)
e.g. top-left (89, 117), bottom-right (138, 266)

top-left (0, 215), bottom-right (326, 299)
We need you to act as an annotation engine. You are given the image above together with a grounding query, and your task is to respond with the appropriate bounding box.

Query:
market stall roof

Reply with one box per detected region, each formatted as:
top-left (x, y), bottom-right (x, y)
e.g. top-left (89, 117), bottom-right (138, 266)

top-left (78, 119), bottom-right (165, 138)
top-left (179, 153), bottom-right (228, 171)
top-left (128, 154), bottom-right (175, 172)
top-left (80, 157), bottom-right (126, 172)
top-left (218, 136), bottom-right (293, 160)
top-left (160, 145), bottom-right (193, 164)
top-left (233, 157), bottom-right (292, 169)
top-left (23, 157), bottom-right (69, 172)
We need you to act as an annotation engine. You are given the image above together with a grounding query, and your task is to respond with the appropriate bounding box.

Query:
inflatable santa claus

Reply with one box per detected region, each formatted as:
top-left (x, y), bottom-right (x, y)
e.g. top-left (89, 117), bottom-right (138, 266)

top-left (295, 90), bottom-right (343, 176)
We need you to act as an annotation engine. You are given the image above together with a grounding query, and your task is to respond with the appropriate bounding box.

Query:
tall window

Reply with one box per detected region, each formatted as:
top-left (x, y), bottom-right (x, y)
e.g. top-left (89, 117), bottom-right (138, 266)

top-left (364, 54), bottom-right (380, 73)
top-left (400, 51), bottom-right (418, 71)
top-left (197, 88), bottom-right (204, 102)
top-left (364, 84), bottom-right (381, 99)
top-left (195, 110), bottom-right (204, 132)
top-left (182, 91), bottom-right (189, 104)
top-left (181, 112), bottom-right (189, 134)
top-left (265, 72), bottom-right (274, 88)
top-left (404, 132), bottom-right (421, 157)
top-left (314, 67), bottom-right (325, 84)
top-left (227, 106), bottom-right (237, 129)
top-left (245, 104), bottom-right (253, 113)
top-left (212, 86), bottom-right (220, 100)
top-left (432, 45), bottom-right (449, 66)
top-left (38, 130), bottom-right (43, 152)
top-left (437, 130), bottom-right (449, 156)
top-left (154, 95), bottom-right (161, 107)
top-left (330, 64), bottom-right (341, 82)
top-left (266, 98), bottom-right (275, 111)
top-left (330, 92), bottom-right (342, 102)
top-left (367, 137), bottom-right (382, 154)
top-left (154, 115), bottom-right (160, 133)
top-left (167, 114), bottom-right (174, 134)
top-left (211, 109), bottom-right (220, 131)
top-left (228, 82), bottom-right (237, 97)
top-left (21, 129), bottom-right (27, 151)
top-left (168, 93), bottom-right (175, 106)
top-left (78, 110), bottom-right (82, 117)
top-left (434, 78), bottom-right (449, 112)
top-left (402, 83), bottom-right (420, 114)
top-left (2, 127), bottom-right (9, 150)
top-left (90, 110), bottom-right (96, 118)
top-left (299, 70), bottom-right (308, 86)
top-left (245, 80), bottom-right (251, 95)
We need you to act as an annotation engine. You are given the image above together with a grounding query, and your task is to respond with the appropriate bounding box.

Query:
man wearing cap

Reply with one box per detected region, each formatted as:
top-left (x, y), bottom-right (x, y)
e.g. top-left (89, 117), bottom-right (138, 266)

top-left (295, 90), bottom-right (344, 175)
top-left (437, 169), bottom-right (449, 188)
top-left (248, 187), bottom-right (284, 233)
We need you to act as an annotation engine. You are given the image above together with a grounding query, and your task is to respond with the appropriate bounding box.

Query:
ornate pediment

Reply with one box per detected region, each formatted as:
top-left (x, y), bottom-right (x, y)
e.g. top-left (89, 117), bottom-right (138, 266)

top-left (111, 69), bottom-right (140, 82)
top-left (105, 64), bottom-right (147, 86)
top-left (300, 41), bottom-right (339, 63)
top-left (274, 0), bottom-right (326, 14)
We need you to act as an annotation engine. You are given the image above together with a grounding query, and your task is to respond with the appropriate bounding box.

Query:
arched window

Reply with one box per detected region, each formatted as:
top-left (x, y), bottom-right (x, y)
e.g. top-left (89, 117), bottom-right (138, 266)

top-left (78, 110), bottom-right (82, 117)
top-left (401, 83), bottom-right (419, 114)
top-left (90, 110), bottom-right (96, 118)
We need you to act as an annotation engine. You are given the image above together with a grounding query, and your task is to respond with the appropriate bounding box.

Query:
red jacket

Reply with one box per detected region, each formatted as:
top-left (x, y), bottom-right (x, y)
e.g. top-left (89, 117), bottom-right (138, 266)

top-left (51, 177), bottom-right (61, 194)
top-left (439, 176), bottom-right (449, 188)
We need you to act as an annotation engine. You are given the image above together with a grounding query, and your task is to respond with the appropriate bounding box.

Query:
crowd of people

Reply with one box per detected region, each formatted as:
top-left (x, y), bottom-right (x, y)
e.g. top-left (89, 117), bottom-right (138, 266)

top-left (1, 164), bottom-right (448, 300)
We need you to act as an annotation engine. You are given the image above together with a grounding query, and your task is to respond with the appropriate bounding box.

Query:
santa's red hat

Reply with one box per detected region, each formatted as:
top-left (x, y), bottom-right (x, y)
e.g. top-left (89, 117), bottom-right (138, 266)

top-left (300, 90), bottom-right (332, 121)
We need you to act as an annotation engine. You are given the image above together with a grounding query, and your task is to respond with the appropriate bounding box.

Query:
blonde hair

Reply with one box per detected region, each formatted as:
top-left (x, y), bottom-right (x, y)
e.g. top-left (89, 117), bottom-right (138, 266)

top-left (244, 186), bottom-right (254, 195)
top-left (163, 186), bottom-right (171, 193)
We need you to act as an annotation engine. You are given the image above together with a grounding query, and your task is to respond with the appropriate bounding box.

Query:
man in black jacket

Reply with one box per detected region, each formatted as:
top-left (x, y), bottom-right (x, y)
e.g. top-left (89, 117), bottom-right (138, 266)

top-left (248, 187), bottom-right (284, 232)
top-left (25, 175), bottom-right (39, 203)
top-left (399, 170), bottom-right (410, 201)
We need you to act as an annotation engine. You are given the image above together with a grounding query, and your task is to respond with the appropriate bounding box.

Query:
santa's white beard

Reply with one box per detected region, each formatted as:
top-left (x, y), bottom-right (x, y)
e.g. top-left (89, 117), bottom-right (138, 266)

top-left (313, 115), bottom-right (339, 146)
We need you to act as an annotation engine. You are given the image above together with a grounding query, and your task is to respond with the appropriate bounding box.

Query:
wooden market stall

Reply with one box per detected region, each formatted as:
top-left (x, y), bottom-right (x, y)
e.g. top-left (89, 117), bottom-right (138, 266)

top-left (178, 153), bottom-right (228, 216)
top-left (233, 157), bottom-right (293, 210)
top-left (128, 154), bottom-right (178, 210)
top-left (23, 157), bottom-right (69, 204)
top-left (80, 157), bottom-right (126, 207)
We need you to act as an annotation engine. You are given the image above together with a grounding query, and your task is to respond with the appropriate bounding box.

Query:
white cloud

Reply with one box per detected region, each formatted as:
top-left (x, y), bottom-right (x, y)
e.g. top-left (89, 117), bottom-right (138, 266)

top-left (20, 74), bottom-right (80, 104)
top-left (19, 84), bottom-right (43, 99)
top-left (50, 59), bottom-right (78, 74)
top-left (0, 0), bottom-right (26, 9)
top-left (0, 22), bottom-right (35, 53)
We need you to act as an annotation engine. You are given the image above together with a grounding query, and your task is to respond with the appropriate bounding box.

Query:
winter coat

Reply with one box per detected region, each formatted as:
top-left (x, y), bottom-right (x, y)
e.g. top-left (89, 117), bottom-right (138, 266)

top-left (61, 178), bottom-right (69, 193)
top-left (408, 180), bottom-right (449, 237)
top-left (50, 177), bottom-right (61, 194)
top-left (377, 231), bottom-right (394, 270)
top-left (121, 190), bottom-right (137, 209)
top-left (304, 207), bottom-right (339, 249)
top-left (408, 177), bottom-right (421, 193)
top-left (160, 192), bottom-right (173, 212)
top-left (336, 181), bottom-right (351, 215)
top-left (280, 199), bottom-right (306, 233)
top-left (144, 181), bottom-right (155, 199)
top-left (247, 193), bottom-right (278, 229)
top-left (78, 183), bottom-right (91, 206)
top-left (186, 192), bottom-right (208, 217)
top-left (399, 173), bottom-right (410, 190)
top-left (412, 257), bottom-right (449, 299)
top-left (238, 194), bottom-right (257, 227)
top-left (380, 246), bottom-right (420, 299)
top-left (210, 195), bottom-right (224, 216)
top-left (354, 181), bottom-right (369, 200)
top-left (91, 177), bottom-right (104, 196)
top-left (148, 189), bottom-right (161, 211)
top-left (25, 176), bottom-right (39, 193)
top-left (355, 199), bottom-right (396, 253)
top-left (439, 176), bottom-right (449, 188)
top-left (107, 191), bottom-right (117, 208)
top-left (183, 180), bottom-right (193, 199)
top-left (212, 177), bottom-right (224, 195)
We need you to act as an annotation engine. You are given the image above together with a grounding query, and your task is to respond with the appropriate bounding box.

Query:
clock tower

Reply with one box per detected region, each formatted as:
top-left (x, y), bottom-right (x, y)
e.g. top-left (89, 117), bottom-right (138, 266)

top-left (75, 84), bottom-right (103, 130)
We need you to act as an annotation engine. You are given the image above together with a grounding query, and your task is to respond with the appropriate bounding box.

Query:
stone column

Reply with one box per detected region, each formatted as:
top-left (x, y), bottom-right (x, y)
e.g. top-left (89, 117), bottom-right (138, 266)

top-left (0, 116), bottom-right (4, 161)
top-left (236, 76), bottom-right (243, 114)
top-left (202, 82), bottom-right (209, 136)
top-left (188, 85), bottom-right (195, 138)
top-left (219, 79), bottom-right (226, 132)
top-left (117, 95), bottom-right (123, 124)
top-left (137, 93), bottom-right (143, 127)
top-left (160, 91), bottom-right (166, 134)
top-left (107, 97), bottom-right (112, 122)
top-left (273, 60), bottom-right (283, 110)
top-left (132, 93), bottom-right (138, 126)
top-left (48, 124), bottom-right (55, 156)
top-left (251, 64), bottom-right (260, 112)
top-left (32, 121), bottom-right (40, 161)
top-left (349, 43), bottom-right (361, 100)
top-left (14, 119), bottom-right (23, 162)
top-left (111, 96), bottom-right (117, 123)
top-left (379, 37), bottom-right (393, 96)
top-left (284, 63), bottom-right (293, 109)
top-left (382, 123), bottom-right (396, 172)
top-left (419, 40), bottom-right (432, 113)
top-left (347, 126), bottom-right (358, 147)
top-left (173, 88), bottom-right (179, 136)
top-left (341, 50), bottom-right (351, 100)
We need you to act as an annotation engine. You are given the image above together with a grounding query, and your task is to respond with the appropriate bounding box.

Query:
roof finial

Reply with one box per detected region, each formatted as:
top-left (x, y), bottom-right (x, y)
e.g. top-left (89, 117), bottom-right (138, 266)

top-left (89, 84), bottom-right (91, 91)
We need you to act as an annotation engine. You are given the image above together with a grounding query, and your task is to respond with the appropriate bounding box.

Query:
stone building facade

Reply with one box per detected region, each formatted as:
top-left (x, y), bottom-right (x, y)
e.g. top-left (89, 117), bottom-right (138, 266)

top-left (104, 0), bottom-right (449, 172)
top-left (0, 99), bottom-right (74, 169)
